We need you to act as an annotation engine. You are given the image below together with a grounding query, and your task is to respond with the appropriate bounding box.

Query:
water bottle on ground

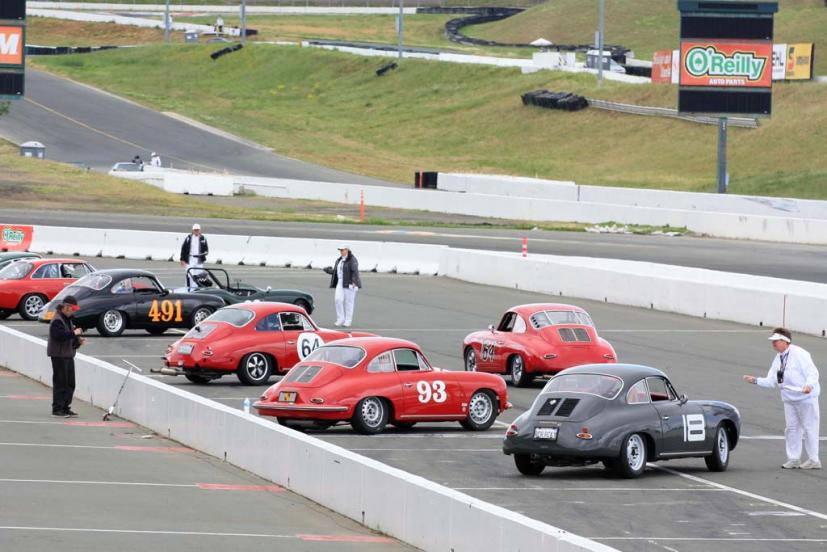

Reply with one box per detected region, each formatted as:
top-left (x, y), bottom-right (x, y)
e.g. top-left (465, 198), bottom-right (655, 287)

top-left (243, 397), bottom-right (251, 414)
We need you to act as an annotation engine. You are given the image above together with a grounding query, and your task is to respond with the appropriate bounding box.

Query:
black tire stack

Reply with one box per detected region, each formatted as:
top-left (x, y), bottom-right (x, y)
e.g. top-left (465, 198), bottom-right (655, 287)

top-left (521, 90), bottom-right (589, 112)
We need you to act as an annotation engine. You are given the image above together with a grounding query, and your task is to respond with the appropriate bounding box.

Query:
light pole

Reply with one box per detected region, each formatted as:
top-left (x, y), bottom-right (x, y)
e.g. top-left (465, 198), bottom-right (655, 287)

top-left (164, 0), bottom-right (170, 43)
top-left (397, 0), bottom-right (404, 59)
top-left (597, 0), bottom-right (604, 85)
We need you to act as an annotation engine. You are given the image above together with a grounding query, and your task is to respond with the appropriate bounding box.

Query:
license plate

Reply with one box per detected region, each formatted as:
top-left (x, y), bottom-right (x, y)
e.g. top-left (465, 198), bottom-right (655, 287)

top-left (534, 427), bottom-right (558, 440)
top-left (43, 311), bottom-right (54, 321)
top-left (279, 391), bottom-right (297, 403)
top-left (177, 344), bottom-right (193, 355)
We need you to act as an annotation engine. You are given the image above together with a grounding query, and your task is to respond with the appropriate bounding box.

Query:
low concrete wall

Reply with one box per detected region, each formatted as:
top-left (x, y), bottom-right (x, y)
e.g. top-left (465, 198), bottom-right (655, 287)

top-left (29, 2), bottom-right (418, 15)
top-left (0, 325), bottom-right (617, 552)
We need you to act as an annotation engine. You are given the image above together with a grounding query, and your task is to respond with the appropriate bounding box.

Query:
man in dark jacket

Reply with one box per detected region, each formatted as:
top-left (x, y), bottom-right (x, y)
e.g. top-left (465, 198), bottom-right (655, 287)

top-left (47, 295), bottom-right (85, 417)
top-left (328, 245), bottom-right (362, 327)
top-left (180, 223), bottom-right (209, 287)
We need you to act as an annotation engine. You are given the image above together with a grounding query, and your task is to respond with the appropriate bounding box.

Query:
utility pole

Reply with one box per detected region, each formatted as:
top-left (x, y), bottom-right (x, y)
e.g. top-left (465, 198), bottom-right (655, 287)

top-left (241, 0), bottom-right (247, 45)
top-left (397, 0), bottom-right (404, 59)
top-left (164, 0), bottom-right (170, 43)
top-left (717, 117), bottom-right (728, 193)
top-left (597, 0), bottom-right (604, 84)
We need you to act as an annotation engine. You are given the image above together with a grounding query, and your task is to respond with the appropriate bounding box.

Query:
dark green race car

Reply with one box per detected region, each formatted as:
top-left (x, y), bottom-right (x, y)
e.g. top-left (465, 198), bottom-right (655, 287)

top-left (183, 267), bottom-right (314, 314)
top-left (0, 252), bottom-right (41, 270)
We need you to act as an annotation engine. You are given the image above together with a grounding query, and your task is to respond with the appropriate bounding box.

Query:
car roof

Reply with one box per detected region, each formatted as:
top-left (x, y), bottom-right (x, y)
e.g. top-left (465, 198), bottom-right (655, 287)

top-left (0, 252), bottom-right (40, 259)
top-left (26, 258), bottom-right (89, 266)
top-left (93, 268), bottom-right (157, 279)
top-left (224, 302), bottom-right (307, 316)
top-left (509, 303), bottom-right (586, 315)
top-left (559, 363), bottom-right (667, 383)
top-left (323, 336), bottom-right (421, 352)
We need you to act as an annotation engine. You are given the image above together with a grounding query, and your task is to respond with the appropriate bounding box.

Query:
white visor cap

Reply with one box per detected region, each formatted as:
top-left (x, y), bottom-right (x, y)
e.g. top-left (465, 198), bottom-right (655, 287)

top-left (768, 333), bottom-right (791, 343)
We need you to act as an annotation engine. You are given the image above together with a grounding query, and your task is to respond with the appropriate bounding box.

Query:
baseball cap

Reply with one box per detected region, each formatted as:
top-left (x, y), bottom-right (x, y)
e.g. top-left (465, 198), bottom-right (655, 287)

top-left (192, 223), bottom-right (201, 231)
top-left (338, 244), bottom-right (349, 250)
top-left (62, 295), bottom-right (80, 312)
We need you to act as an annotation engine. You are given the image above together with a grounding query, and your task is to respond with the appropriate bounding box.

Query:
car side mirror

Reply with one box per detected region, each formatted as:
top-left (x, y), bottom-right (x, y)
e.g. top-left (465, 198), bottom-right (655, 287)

top-left (488, 324), bottom-right (495, 333)
top-left (161, 289), bottom-right (170, 297)
top-left (679, 393), bottom-right (688, 405)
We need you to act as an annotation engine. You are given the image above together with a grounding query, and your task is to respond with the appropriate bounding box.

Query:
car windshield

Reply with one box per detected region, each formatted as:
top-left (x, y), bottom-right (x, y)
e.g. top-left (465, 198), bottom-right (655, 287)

top-left (530, 310), bottom-right (594, 328)
top-left (0, 262), bottom-right (31, 280)
top-left (206, 308), bottom-right (255, 327)
top-left (74, 273), bottom-right (113, 291)
top-left (304, 346), bottom-right (365, 369)
top-left (543, 373), bottom-right (623, 399)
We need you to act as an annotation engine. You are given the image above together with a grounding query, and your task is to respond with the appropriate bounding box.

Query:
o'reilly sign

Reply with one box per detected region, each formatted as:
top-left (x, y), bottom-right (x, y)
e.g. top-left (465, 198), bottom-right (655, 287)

top-left (680, 42), bottom-right (772, 88)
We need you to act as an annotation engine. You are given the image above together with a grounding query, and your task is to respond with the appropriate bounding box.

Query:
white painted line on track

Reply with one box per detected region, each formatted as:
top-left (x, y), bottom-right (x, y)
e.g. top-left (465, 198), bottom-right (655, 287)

top-left (601, 329), bottom-right (768, 333)
top-left (350, 448), bottom-right (499, 452)
top-left (325, 433), bottom-right (503, 439)
top-left (649, 464), bottom-right (827, 521)
top-left (0, 478), bottom-right (195, 488)
top-left (594, 537), bottom-right (827, 543)
top-left (93, 355), bottom-right (162, 358)
top-left (453, 487), bottom-right (725, 492)
top-left (741, 435), bottom-right (827, 441)
top-left (0, 527), bottom-right (297, 539)
top-left (0, 442), bottom-right (117, 450)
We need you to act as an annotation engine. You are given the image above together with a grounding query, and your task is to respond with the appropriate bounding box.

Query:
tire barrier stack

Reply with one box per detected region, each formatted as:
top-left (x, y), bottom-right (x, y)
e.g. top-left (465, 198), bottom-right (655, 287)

top-left (375, 62), bottom-right (398, 76)
top-left (210, 43), bottom-right (243, 61)
top-left (25, 44), bottom-right (118, 55)
top-left (521, 89), bottom-right (588, 112)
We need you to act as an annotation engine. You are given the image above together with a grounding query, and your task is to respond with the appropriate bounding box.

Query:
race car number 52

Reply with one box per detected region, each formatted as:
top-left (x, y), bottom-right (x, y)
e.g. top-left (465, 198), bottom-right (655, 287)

top-left (417, 380), bottom-right (447, 403)
top-left (149, 299), bottom-right (184, 323)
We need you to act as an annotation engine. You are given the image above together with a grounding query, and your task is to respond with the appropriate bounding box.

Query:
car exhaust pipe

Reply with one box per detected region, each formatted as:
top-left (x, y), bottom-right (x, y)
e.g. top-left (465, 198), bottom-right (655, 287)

top-left (150, 367), bottom-right (182, 376)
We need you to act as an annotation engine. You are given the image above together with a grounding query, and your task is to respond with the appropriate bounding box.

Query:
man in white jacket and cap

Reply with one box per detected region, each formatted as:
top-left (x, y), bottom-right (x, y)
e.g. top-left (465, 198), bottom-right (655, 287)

top-left (743, 328), bottom-right (821, 469)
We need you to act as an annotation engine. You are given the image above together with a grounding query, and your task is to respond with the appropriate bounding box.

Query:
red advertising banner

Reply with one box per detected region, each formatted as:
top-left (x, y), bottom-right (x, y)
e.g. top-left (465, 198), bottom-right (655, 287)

top-left (0, 224), bottom-right (33, 251)
top-left (0, 26), bottom-right (24, 67)
top-left (651, 50), bottom-right (673, 84)
top-left (680, 41), bottom-right (772, 88)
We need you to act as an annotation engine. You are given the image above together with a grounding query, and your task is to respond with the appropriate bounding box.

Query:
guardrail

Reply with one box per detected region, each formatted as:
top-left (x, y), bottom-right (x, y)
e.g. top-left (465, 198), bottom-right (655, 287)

top-left (586, 99), bottom-right (759, 129)
top-left (0, 325), bottom-right (618, 552)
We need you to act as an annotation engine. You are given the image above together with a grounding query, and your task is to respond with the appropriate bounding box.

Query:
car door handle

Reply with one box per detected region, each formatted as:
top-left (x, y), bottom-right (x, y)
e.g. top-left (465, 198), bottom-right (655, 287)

top-left (403, 383), bottom-right (413, 388)
top-left (287, 340), bottom-right (295, 344)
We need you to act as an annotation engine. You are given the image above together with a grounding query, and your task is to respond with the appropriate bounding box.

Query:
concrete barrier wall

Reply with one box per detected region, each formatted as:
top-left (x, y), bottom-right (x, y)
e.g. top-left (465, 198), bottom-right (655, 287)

top-left (0, 325), bottom-right (617, 552)
top-left (29, 2), bottom-right (418, 14)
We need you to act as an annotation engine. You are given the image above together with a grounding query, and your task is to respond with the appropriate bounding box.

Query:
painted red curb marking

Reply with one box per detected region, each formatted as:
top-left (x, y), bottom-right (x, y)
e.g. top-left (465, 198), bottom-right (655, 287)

top-left (197, 483), bottom-right (284, 492)
top-left (1, 395), bottom-right (49, 400)
top-left (65, 421), bottom-right (135, 428)
top-left (297, 535), bottom-right (396, 543)
top-left (0, 372), bottom-right (20, 377)
top-left (115, 446), bottom-right (191, 453)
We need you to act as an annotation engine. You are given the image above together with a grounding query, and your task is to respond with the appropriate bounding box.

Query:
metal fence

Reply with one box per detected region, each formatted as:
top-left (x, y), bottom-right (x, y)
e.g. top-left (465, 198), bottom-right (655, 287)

top-left (586, 98), bottom-right (759, 129)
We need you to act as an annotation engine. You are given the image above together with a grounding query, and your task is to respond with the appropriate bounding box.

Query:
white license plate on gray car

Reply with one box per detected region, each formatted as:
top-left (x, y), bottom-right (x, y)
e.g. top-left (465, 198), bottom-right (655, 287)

top-left (534, 427), bottom-right (558, 440)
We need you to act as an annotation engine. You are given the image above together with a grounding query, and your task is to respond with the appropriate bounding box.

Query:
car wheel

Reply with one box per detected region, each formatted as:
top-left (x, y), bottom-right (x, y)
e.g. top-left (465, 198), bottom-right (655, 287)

top-left (514, 453), bottom-right (545, 476)
top-left (615, 433), bottom-right (647, 478)
top-left (509, 354), bottom-right (533, 387)
top-left (190, 306), bottom-right (213, 327)
top-left (145, 327), bottom-right (167, 336)
top-left (97, 310), bottom-right (126, 337)
top-left (18, 294), bottom-right (46, 321)
top-left (464, 347), bottom-right (477, 372)
top-left (391, 421), bottom-right (416, 430)
top-left (294, 299), bottom-right (311, 313)
top-left (185, 374), bottom-right (212, 384)
top-left (460, 390), bottom-right (497, 431)
top-left (0, 309), bottom-right (12, 320)
top-left (237, 352), bottom-right (273, 385)
top-left (351, 396), bottom-right (388, 435)
top-left (705, 424), bottom-right (730, 472)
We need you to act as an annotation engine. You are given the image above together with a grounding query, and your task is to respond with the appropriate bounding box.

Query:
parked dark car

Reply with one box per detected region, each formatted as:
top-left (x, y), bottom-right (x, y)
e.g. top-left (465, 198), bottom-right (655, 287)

top-left (182, 267), bottom-right (314, 314)
top-left (0, 251), bottom-right (41, 270)
top-left (39, 269), bottom-right (225, 336)
top-left (503, 364), bottom-right (740, 478)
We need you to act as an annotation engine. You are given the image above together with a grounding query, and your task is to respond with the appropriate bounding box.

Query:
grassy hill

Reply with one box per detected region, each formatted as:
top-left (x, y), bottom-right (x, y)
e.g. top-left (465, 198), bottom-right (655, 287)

top-left (469, 0), bottom-right (827, 74)
top-left (33, 44), bottom-right (827, 197)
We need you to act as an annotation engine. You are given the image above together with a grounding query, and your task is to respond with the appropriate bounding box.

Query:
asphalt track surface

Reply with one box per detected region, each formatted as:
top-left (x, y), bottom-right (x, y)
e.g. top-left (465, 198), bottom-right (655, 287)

top-left (3, 257), bottom-right (826, 552)
top-left (3, 208), bottom-right (827, 283)
top-left (0, 69), bottom-right (390, 184)
top-left (0, 366), bottom-right (412, 551)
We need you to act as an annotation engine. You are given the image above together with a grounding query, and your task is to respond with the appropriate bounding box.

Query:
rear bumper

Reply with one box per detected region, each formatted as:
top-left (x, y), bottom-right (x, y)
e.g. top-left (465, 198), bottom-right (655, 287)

top-left (254, 401), bottom-right (349, 420)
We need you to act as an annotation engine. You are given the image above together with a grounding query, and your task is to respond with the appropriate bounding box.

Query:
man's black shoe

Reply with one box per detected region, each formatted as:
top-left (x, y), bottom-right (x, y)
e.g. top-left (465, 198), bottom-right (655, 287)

top-left (64, 409), bottom-right (78, 418)
top-left (51, 410), bottom-right (67, 417)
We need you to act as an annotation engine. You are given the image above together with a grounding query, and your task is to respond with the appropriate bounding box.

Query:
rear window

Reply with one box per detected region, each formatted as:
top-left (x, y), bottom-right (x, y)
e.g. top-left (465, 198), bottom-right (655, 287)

top-left (544, 373), bottom-right (622, 400)
top-left (75, 273), bottom-right (113, 291)
top-left (182, 324), bottom-right (218, 339)
top-left (305, 345), bottom-right (365, 368)
top-left (206, 308), bottom-right (254, 327)
top-left (530, 310), bottom-right (594, 329)
top-left (0, 261), bottom-right (31, 280)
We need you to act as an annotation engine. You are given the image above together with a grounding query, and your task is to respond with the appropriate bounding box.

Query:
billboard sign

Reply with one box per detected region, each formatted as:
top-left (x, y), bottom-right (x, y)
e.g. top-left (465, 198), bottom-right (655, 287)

top-left (0, 224), bottom-right (34, 251)
top-left (786, 42), bottom-right (814, 80)
top-left (652, 50), bottom-right (673, 83)
top-left (680, 41), bottom-right (772, 88)
top-left (0, 26), bottom-right (24, 68)
top-left (772, 43), bottom-right (787, 80)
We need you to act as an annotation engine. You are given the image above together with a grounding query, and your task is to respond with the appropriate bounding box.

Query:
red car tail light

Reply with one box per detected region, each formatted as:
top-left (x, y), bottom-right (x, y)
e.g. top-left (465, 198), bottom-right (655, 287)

top-left (165, 344), bottom-right (173, 355)
top-left (543, 353), bottom-right (558, 360)
top-left (505, 423), bottom-right (519, 437)
top-left (310, 397), bottom-right (325, 404)
top-left (202, 347), bottom-right (214, 358)
top-left (576, 426), bottom-right (593, 440)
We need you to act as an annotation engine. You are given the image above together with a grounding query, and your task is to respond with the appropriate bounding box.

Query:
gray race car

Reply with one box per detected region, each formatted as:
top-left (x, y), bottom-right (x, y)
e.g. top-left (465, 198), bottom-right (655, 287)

top-left (503, 364), bottom-right (740, 478)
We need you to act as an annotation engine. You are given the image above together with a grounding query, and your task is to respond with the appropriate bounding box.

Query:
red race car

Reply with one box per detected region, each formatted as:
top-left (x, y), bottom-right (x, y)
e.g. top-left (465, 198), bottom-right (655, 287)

top-left (255, 336), bottom-right (511, 434)
top-left (0, 258), bottom-right (95, 320)
top-left (463, 303), bottom-right (617, 387)
top-left (159, 302), bottom-right (374, 385)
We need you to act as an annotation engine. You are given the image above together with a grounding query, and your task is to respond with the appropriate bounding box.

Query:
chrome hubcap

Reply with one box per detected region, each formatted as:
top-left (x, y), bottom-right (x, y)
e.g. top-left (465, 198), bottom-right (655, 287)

top-left (194, 309), bottom-right (210, 324)
top-left (104, 311), bottom-right (122, 332)
top-left (25, 296), bottom-right (44, 317)
top-left (466, 350), bottom-right (476, 371)
top-left (468, 392), bottom-right (493, 425)
top-left (512, 357), bottom-right (523, 381)
top-left (627, 434), bottom-right (645, 472)
top-left (247, 354), bottom-right (267, 380)
top-left (361, 398), bottom-right (383, 428)
top-left (717, 428), bottom-right (729, 462)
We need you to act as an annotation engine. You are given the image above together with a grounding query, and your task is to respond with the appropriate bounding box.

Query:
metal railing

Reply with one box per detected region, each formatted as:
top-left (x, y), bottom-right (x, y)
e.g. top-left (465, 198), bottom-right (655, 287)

top-left (586, 98), bottom-right (759, 129)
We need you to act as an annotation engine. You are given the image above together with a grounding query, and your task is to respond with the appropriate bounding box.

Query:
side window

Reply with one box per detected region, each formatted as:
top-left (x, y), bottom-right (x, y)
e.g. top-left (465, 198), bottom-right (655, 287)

top-left (512, 315), bottom-right (527, 334)
top-left (646, 377), bottom-right (676, 402)
top-left (367, 352), bottom-right (395, 373)
top-left (626, 380), bottom-right (650, 405)
top-left (300, 314), bottom-right (315, 331)
top-left (497, 312), bottom-right (516, 332)
top-left (32, 263), bottom-right (60, 279)
top-left (394, 349), bottom-right (421, 371)
top-left (111, 279), bottom-right (133, 294)
top-left (131, 277), bottom-right (161, 293)
top-left (417, 352), bottom-right (431, 371)
top-left (280, 312), bottom-right (305, 331)
top-left (61, 263), bottom-right (92, 279)
top-left (255, 313), bottom-right (281, 332)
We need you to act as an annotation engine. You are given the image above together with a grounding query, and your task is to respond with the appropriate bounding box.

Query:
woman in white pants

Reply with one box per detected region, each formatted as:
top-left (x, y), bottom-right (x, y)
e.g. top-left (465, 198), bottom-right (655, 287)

top-left (328, 245), bottom-right (362, 327)
top-left (743, 328), bottom-right (821, 469)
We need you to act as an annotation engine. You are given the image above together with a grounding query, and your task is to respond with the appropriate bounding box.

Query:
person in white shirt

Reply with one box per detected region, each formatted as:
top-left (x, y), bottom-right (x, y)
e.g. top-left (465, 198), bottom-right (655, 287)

top-left (743, 328), bottom-right (821, 469)
top-left (215, 15), bottom-right (224, 33)
top-left (150, 152), bottom-right (161, 167)
top-left (179, 224), bottom-right (209, 287)
top-left (327, 245), bottom-right (361, 327)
